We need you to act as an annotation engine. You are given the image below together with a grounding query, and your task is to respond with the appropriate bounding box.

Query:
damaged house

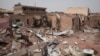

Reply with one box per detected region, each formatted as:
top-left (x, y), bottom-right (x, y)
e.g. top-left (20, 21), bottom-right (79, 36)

top-left (0, 2), bottom-right (100, 56)
top-left (10, 15), bottom-right (49, 28)
top-left (10, 15), bottom-right (34, 28)
top-left (13, 3), bottom-right (46, 15)
top-left (47, 12), bottom-right (87, 32)
top-left (66, 7), bottom-right (89, 31)
top-left (10, 3), bottom-right (48, 28)
top-left (87, 15), bottom-right (100, 29)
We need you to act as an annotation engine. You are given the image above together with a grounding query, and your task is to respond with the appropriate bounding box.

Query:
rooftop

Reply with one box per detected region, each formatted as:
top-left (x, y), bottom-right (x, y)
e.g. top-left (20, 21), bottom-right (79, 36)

top-left (15, 3), bottom-right (46, 9)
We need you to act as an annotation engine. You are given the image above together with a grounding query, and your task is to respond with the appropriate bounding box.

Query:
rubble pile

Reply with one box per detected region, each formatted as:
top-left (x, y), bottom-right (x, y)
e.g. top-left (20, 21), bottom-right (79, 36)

top-left (0, 15), bottom-right (100, 56)
top-left (0, 4), bottom-right (100, 56)
top-left (0, 26), bottom-right (98, 56)
top-left (0, 29), bottom-right (13, 56)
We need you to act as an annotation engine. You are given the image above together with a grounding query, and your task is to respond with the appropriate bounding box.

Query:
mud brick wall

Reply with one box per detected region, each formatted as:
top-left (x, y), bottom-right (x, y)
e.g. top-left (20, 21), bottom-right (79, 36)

top-left (88, 15), bottom-right (100, 28)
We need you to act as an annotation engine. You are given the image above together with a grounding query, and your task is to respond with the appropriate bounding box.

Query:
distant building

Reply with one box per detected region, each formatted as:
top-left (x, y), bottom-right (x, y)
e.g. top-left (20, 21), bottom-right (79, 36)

top-left (10, 3), bottom-right (47, 28)
top-left (90, 13), bottom-right (100, 16)
top-left (14, 3), bottom-right (46, 15)
top-left (0, 8), bottom-right (13, 13)
top-left (0, 8), bottom-right (12, 29)
top-left (0, 17), bottom-right (10, 29)
top-left (0, 8), bottom-right (13, 17)
top-left (67, 7), bottom-right (89, 16)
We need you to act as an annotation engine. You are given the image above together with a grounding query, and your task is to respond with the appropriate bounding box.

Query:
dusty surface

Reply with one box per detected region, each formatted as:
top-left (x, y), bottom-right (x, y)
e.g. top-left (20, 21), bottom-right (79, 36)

top-left (10, 28), bottom-right (100, 56)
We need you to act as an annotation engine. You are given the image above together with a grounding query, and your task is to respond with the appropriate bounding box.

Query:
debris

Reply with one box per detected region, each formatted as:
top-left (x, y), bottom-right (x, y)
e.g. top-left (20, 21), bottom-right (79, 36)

top-left (84, 29), bottom-right (99, 33)
top-left (33, 42), bottom-right (37, 45)
top-left (12, 24), bottom-right (17, 28)
top-left (35, 33), bottom-right (48, 42)
top-left (0, 8), bottom-right (100, 56)
top-left (15, 33), bottom-right (22, 38)
top-left (28, 30), bottom-right (33, 33)
top-left (33, 49), bottom-right (41, 53)
top-left (47, 42), bottom-right (61, 56)
top-left (74, 42), bottom-right (78, 45)
top-left (62, 41), bottom-right (68, 44)
top-left (83, 26), bottom-right (99, 33)
top-left (48, 30), bottom-right (74, 36)
top-left (81, 39), bottom-right (85, 41)
top-left (5, 52), bottom-right (14, 56)
top-left (49, 39), bottom-right (59, 46)
top-left (49, 48), bottom-right (61, 56)
top-left (83, 49), bottom-right (94, 55)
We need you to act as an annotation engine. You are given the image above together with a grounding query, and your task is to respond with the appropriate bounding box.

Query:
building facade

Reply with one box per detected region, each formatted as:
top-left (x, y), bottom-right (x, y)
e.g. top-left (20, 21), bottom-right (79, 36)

top-left (67, 7), bottom-right (89, 16)
top-left (10, 15), bottom-right (34, 28)
top-left (11, 3), bottom-right (47, 28)
top-left (14, 3), bottom-right (46, 15)
top-left (87, 15), bottom-right (100, 29)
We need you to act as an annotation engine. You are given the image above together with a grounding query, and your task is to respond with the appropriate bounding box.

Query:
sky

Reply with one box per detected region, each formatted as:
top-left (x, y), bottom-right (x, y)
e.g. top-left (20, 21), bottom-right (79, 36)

top-left (0, 0), bottom-right (100, 13)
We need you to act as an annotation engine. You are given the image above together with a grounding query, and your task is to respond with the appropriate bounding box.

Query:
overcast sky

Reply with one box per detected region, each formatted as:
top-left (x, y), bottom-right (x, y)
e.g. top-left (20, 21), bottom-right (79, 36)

top-left (0, 0), bottom-right (100, 12)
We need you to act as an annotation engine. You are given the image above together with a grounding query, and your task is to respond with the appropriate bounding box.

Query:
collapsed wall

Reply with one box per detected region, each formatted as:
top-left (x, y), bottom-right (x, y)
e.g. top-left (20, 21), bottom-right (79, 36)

top-left (59, 14), bottom-right (73, 31)
top-left (47, 13), bottom-right (86, 32)
top-left (47, 14), bottom-right (57, 31)
top-left (88, 15), bottom-right (100, 29)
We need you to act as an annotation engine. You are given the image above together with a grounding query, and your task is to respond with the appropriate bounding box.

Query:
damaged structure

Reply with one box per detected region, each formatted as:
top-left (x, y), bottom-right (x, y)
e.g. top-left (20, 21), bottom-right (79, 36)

top-left (11, 3), bottom-right (47, 28)
top-left (14, 3), bottom-right (46, 15)
top-left (0, 3), bottom-right (100, 56)
top-left (0, 17), bottom-right (13, 56)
